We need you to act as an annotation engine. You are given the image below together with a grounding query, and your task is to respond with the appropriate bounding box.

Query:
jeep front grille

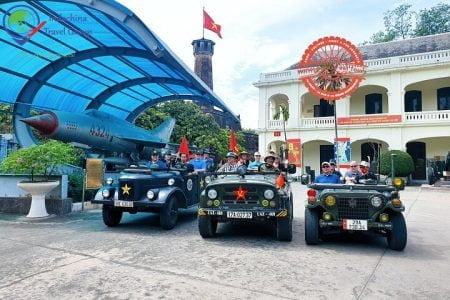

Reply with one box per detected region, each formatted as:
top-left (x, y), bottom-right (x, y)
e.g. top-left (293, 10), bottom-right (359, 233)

top-left (336, 198), bottom-right (369, 220)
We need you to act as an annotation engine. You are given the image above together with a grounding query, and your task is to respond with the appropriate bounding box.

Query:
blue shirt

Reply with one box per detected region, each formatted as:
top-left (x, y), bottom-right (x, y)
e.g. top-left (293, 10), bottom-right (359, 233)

top-left (315, 173), bottom-right (340, 183)
top-left (145, 160), bottom-right (167, 169)
top-left (248, 161), bottom-right (263, 168)
top-left (189, 159), bottom-right (206, 171)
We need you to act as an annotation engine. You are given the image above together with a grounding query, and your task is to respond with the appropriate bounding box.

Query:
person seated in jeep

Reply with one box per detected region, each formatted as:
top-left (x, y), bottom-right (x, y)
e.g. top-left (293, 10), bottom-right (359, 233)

top-left (315, 161), bottom-right (340, 183)
top-left (260, 154), bottom-right (279, 172)
top-left (217, 152), bottom-right (239, 172)
top-left (355, 160), bottom-right (377, 183)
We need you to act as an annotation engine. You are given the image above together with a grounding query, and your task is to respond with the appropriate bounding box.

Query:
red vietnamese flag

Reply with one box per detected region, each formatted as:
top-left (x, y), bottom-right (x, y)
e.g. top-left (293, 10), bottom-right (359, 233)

top-left (229, 129), bottom-right (239, 154)
top-left (178, 136), bottom-right (189, 157)
top-left (203, 10), bottom-right (222, 38)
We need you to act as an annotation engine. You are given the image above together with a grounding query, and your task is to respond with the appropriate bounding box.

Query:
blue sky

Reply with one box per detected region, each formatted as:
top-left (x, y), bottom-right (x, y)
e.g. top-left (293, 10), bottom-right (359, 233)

top-left (118, 0), bottom-right (445, 129)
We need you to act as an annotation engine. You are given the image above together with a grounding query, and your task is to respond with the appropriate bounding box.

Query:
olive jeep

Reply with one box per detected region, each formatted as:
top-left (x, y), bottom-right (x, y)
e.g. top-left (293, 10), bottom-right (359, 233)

top-left (197, 164), bottom-right (296, 241)
top-left (302, 177), bottom-right (407, 250)
top-left (93, 165), bottom-right (202, 230)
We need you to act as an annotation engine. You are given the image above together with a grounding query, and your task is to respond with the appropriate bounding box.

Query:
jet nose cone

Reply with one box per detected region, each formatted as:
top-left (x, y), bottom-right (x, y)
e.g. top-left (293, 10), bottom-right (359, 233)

top-left (21, 112), bottom-right (58, 135)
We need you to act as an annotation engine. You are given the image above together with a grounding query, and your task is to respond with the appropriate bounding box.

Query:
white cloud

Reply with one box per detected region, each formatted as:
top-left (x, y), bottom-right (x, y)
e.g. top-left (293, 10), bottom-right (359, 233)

top-left (117, 0), bottom-right (444, 129)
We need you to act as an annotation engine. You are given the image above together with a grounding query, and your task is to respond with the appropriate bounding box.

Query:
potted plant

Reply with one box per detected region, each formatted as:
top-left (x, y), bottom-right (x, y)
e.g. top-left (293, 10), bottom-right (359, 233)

top-left (0, 140), bottom-right (79, 218)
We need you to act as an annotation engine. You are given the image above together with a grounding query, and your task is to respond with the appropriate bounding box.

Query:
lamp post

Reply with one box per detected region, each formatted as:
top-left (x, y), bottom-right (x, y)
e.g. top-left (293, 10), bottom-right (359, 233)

top-left (391, 153), bottom-right (397, 183)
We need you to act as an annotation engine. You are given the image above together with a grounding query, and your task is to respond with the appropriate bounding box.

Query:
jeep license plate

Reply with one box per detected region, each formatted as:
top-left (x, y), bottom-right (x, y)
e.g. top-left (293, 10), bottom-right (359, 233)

top-left (227, 211), bottom-right (252, 219)
top-left (114, 200), bottom-right (134, 208)
top-left (343, 219), bottom-right (367, 231)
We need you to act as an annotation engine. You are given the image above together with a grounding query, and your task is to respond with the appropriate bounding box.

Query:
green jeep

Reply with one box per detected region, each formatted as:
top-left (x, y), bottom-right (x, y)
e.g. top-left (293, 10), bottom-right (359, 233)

top-left (302, 177), bottom-right (407, 250)
top-left (198, 164), bottom-right (296, 241)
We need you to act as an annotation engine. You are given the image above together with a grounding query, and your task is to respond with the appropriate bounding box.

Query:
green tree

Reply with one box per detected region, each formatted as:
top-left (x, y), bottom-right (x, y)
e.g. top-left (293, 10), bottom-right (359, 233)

top-left (380, 150), bottom-right (414, 177)
top-left (384, 4), bottom-right (415, 40)
top-left (135, 101), bottom-right (240, 158)
top-left (273, 104), bottom-right (289, 158)
top-left (0, 104), bottom-right (13, 133)
top-left (1, 140), bottom-right (80, 181)
top-left (414, 3), bottom-right (450, 37)
top-left (369, 30), bottom-right (396, 44)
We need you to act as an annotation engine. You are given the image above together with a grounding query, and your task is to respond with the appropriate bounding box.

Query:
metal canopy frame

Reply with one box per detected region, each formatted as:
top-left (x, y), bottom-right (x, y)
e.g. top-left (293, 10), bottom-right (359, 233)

top-left (0, 0), bottom-right (238, 147)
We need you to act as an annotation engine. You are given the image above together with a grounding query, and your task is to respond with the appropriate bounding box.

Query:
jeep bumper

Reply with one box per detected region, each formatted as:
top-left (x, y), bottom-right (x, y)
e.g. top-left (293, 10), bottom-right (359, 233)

top-left (319, 219), bottom-right (392, 230)
top-left (198, 208), bottom-right (289, 221)
top-left (92, 198), bottom-right (164, 209)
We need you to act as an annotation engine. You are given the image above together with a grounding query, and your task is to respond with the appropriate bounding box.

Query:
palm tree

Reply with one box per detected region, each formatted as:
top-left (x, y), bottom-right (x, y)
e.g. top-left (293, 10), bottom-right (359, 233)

top-left (273, 104), bottom-right (290, 159)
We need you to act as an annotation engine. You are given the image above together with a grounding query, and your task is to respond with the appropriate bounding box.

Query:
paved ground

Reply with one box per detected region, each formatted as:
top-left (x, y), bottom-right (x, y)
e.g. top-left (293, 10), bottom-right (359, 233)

top-left (0, 183), bottom-right (449, 300)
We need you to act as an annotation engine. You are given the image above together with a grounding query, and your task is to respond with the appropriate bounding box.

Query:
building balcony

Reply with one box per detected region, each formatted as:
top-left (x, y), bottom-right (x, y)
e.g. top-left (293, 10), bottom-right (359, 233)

top-left (265, 110), bottom-right (450, 130)
top-left (404, 110), bottom-right (450, 123)
top-left (256, 49), bottom-right (450, 84)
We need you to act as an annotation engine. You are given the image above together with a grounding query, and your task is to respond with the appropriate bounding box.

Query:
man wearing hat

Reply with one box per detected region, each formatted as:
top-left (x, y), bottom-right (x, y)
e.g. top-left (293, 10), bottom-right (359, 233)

top-left (355, 160), bottom-right (377, 183)
top-left (218, 152), bottom-right (239, 172)
top-left (315, 161), bottom-right (340, 183)
top-left (146, 150), bottom-right (168, 169)
top-left (260, 153), bottom-right (278, 171)
top-left (189, 150), bottom-right (206, 173)
top-left (239, 150), bottom-right (250, 167)
top-left (248, 152), bottom-right (263, 168)
top-left (329, 159), bottom-right (343, 179)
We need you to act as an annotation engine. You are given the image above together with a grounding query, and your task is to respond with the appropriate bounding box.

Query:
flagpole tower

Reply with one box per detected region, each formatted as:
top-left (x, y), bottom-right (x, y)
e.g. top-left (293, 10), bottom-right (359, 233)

top-left (192, 38), bottom-right (215, 91)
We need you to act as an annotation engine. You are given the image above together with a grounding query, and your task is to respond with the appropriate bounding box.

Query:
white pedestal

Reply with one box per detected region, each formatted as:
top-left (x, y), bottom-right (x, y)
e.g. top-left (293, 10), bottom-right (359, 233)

top-left (17, 181), bottom-right (60, 218)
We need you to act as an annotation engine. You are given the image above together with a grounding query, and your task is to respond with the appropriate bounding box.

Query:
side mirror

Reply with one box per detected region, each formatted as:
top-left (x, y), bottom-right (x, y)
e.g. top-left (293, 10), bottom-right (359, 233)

top-left (301, 174), bottom-right (310, 185)
top-left (288, 163), bottom-right (297, 174)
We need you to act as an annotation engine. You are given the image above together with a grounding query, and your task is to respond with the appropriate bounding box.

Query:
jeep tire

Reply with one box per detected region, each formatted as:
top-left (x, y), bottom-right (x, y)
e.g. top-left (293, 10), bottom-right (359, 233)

top-left (387, 212), bottom-right (407, 251)
top-left (160, 195), bottom-right (179, 230)
top-left (305, 208), bottom-right (319, 245)
top-left (102, 205), bottom-right (122, 227)
top-left (198, 216), bottom-right (218, 238)
top-left (276, 215), bottom-right (292, 241)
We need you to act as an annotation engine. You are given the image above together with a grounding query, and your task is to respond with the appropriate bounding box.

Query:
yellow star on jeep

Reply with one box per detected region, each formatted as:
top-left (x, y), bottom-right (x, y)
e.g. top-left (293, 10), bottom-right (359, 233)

top-left (200, 180), bottom-right (204, 188)
top-left (121, 184), bottom-right (131, 195)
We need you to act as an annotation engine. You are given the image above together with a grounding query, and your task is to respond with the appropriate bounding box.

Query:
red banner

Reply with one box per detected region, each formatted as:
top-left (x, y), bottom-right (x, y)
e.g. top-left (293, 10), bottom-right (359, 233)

top-left (338, 115), bottom-right (402, 125)
top-left (274, 131), bottom-right (281, 137)
top-left (287, 139), bottom-right (301, 167)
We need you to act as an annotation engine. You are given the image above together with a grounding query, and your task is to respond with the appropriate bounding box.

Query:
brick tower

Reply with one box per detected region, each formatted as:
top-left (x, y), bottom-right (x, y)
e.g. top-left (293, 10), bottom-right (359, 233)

top-left (192, 38), bottom-right (241, 130)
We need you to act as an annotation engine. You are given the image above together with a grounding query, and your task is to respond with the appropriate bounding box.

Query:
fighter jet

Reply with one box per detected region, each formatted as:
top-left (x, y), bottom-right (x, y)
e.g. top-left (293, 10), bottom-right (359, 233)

top-left (21, 109), bottom-right (176, 158)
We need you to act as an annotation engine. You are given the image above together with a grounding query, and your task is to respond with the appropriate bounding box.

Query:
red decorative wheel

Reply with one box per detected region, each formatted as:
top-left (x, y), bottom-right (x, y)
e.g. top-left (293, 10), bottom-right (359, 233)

top-left (299, 36), bottom-right (366, 101)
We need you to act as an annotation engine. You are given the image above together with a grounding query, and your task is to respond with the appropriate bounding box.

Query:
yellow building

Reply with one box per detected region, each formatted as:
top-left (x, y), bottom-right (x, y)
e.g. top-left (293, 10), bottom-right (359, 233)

top-left (254, 33), bottom-right (450, 181)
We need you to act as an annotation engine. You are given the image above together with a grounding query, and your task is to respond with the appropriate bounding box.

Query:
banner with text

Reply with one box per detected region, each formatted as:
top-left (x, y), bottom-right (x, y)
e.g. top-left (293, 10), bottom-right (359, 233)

top-left (338, 115), bottom-right (402, 125)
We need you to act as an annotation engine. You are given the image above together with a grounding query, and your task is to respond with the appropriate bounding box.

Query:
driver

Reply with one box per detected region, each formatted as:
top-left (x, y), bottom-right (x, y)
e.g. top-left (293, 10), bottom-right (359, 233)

top-left (217, 152), bottom-right (239, 172)
top-left (146, 150), bottom-right (168, 169)
top-left (260, 154), bottom-right (279, 172)
top-left (355, 161), bottom-right (377, 183)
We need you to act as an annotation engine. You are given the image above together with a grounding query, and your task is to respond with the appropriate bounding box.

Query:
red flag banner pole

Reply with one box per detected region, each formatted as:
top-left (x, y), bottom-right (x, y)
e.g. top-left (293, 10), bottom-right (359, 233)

top-left (203, 10), bottom-right (222, 39)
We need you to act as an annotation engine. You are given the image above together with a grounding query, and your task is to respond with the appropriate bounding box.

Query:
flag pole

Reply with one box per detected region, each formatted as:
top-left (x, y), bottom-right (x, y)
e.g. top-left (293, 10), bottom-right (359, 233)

top-left (202, 7), bottom-right (205, 39)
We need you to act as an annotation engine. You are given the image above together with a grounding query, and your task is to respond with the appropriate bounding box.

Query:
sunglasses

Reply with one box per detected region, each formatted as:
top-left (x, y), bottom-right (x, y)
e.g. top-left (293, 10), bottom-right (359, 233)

top-left (360, 166), bottom-right (367, 168)
top-left (322, 165), bottom-right (330, 168)
top-left (351, 165), bottom-right (358, 167)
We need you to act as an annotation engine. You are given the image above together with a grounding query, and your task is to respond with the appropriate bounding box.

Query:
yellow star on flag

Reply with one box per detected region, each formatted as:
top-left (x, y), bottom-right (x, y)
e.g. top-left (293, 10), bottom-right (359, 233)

top-left (121, 184), bottom-right (131, 195)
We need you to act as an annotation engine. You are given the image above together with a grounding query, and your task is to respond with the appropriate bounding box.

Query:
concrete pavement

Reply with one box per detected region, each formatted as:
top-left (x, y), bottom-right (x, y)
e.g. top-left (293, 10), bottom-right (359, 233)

top-left (0, 183), bottom-right (449, 299)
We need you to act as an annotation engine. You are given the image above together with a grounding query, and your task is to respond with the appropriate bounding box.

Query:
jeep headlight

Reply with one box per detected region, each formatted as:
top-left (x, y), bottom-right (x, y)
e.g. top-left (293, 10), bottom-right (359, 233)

top-left (207, 189), bottom-right (217, 199)
top-left (102, 189), bottom-right (110, 198)
top-left (264, 189), bottom-right (274, 200)
top-left (168, 178), bottom-right (175, 186)
top-left (325, 195), bottom-right (336, 206)
top-left (106, 177), bottom-right (114, 185)
top-left (371, 196), bottom-right (382, 207)
top-left (147, 190), bottom-right (155, 200)
top-left (205, 176), bottom-right (211, 184)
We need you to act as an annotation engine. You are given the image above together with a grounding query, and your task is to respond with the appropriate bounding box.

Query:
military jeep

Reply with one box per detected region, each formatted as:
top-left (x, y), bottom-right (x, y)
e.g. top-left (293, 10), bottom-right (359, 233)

top-left (303, 178), bottom-right (407, 250)
top-left (197, 164), bottom-right (296, 241)
top-left (93, 165), bottom-right (202, 230)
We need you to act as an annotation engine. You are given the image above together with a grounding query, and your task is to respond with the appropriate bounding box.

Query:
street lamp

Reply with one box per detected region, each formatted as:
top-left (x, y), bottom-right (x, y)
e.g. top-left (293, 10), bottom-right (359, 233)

top-left (391, 153), bottom-right (397, 183)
